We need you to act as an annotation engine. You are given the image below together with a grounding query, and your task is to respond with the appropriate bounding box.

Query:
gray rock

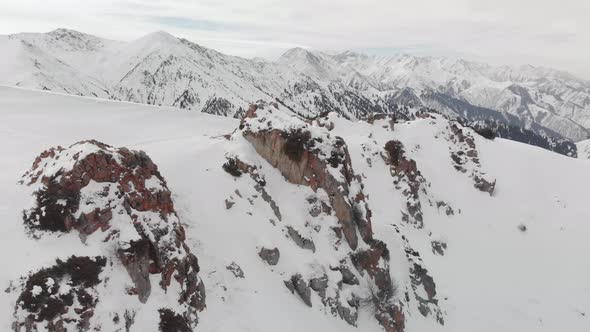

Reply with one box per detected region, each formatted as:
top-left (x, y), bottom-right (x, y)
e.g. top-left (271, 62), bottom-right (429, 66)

top-left (284, 279), bottom-right (295, 294)
top-left (336, 299), bottom-right (358, 326)
top-left (287, 226), bottom-right (316, 252)
top-left (258, 247), bottom-right (280, 266)
top-left (431, 241), bottom-right (447, 256)
top-left (255, 184), bottom-right (282, 221)
top-left (338, 266), bottom-right (359, 285)
top-left (310, 274), bottom-right (329, 298)
top-left (226, 262), bottom-right (245, 278)
top-left (225, 199), bottom-right (235, 210)
top-left (291, 274), bottom-right (312, 307)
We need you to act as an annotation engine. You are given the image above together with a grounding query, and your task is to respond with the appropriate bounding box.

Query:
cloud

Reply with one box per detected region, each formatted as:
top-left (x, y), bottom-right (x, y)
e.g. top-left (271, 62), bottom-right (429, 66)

top-left (0, 0), bottom-right (588, 79)
top-left (146, 16), bottom-right (235, 31)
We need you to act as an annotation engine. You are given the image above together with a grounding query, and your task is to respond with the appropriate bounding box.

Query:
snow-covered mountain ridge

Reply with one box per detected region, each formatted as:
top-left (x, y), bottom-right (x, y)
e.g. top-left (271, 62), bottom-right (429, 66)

top-left (280, 48), bottom-right (590, 142)
top-left (1, 28), bottom-right (589, 144)
top-left (1, 86), bottom-right (589, 332)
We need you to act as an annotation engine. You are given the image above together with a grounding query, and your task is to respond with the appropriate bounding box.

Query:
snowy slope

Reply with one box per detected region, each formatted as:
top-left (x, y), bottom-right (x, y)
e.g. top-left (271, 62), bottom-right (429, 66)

top-left (1, 86), bottom-right (589, 331)
top-left (0, 35), bottom-right (110, 97)
top-left (3, 29), bottom-right (385, 120)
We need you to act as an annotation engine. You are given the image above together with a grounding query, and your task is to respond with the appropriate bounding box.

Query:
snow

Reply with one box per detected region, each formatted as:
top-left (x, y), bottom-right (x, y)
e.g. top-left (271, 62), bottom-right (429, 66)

top-left (30, 286), bottom-right (42, 297)
top-left (1, 86), bottom-right (589, 331)
top-left (577, 139), bottom-right (590, 159)
top-left (3, 29), bottom-right (589, 141)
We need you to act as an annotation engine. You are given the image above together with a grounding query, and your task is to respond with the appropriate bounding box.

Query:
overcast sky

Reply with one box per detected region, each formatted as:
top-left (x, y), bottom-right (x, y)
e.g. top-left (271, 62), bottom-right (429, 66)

top-left (1, 0), bottom-right (588, 79)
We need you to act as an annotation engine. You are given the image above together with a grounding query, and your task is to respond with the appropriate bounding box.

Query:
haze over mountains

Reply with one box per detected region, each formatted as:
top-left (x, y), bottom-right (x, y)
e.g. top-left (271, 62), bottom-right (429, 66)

top-left (1, 28), bottom-right (590, 143)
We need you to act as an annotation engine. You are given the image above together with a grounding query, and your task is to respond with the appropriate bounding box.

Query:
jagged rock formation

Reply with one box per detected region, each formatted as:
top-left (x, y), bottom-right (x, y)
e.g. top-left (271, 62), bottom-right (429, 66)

top-left (445, 123), bottom-right (496, 195)
top-left (236, 101), bottom-right (405, 332)
top-left (391, 224), bottom-right (444, 324)
top-left (383, 140), bottom-right (426, 228)
top-left (14, 140), bottom-right (205, 331)
top-left (239, 102), bottom-right (373, 250)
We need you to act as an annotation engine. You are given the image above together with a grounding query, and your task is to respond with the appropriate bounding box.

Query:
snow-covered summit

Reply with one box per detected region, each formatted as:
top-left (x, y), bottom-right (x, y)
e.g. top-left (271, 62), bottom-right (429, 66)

top-left (1, 28), bottom-right (589, 143)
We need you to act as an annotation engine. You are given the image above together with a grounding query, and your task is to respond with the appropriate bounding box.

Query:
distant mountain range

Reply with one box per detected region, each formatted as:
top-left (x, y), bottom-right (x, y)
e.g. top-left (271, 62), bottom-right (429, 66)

top-left (1, 28), bottom-right (589, 143)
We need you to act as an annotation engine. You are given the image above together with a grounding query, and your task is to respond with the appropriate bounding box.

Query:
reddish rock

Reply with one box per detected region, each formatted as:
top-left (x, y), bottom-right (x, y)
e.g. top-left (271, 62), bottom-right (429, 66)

top-left (240, 103), bottom-right (373, 250)
top-left (17, 140), bottom-right (205, 331)
top-left (383, 140), bottom-right (424, 227)
top-left (239, 102), bottom-right (404, 332)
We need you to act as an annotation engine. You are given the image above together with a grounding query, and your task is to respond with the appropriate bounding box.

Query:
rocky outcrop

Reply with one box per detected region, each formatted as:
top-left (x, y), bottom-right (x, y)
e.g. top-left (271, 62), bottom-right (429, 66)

top-left (285, 274), bottom-right (313, 307)
top-left (226, 262), bottom-right (245, 279)
top-left (13, 256), bottom-right (107, 332)
top-left (447, 123), bottom-right (496, 195)
top-left (431, 241), bottom-right (447, 256)
top-left (383, 140), bottom-right (425, 228)
top-left (258, 247), bottom-right (280, 266)
top-left (238, 102), bottom-right (404, 332)
top-left (223, 157), bottom-right (282, 222)
top-left (15, 140), bottom-right (205, 331)
top-left (286, 226), bottom-right (316, 252)
top-left (392, 225), bottom-right (444, 325)
top-left (240, 102), bottom-right (373, 250)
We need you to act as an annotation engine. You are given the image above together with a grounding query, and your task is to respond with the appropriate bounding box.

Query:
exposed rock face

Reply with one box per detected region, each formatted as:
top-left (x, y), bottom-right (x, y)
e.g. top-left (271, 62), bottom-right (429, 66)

top-left (13, 256), bottom-right (107, 332)
top-left (226, 262), bottom-right (245, 279)
top-left (383, 140), bottom-right (425, 228)
top-left (392, 224), bottom-right (444, 325)
top-left (15, 140), bottom-right (205, 331)
top-left (447, 123), bottom-right (496, 195)
top-left (238, 102), bottom-right (404, 332)
top-left (158, 308), bottom-right (192, 332)
top-left (431, 241), bottom-right (447, 256)
top-left (258, 247), bottom-right (280, 266)
top-left (223, 156), bottom-right (283, 222)
top-left (240, 102), bottom-right (373, 250)
top-left (287, 274), bottom-right (313, 307)
top-left (287, 226), bottom-right (316, 252)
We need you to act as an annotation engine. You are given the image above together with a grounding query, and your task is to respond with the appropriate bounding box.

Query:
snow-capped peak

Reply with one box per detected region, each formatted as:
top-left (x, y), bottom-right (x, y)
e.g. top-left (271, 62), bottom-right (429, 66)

top-left (136, 30), bottom-right (179, 45)
top-left (1, 28), bottom-right (589, 142)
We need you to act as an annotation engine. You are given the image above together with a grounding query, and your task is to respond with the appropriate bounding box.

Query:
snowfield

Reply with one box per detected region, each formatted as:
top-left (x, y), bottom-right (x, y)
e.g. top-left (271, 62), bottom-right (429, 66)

top-left (578, 139), bottom-right (590, 159)
top-left (0, 86), bottom-right (589, 331)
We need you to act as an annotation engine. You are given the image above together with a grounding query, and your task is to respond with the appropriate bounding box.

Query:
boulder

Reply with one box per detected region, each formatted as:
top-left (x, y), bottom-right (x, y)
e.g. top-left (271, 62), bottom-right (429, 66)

top-left (226, 262), bottom-right (245, 279)
top-left (258, 247), bottom-right (280, 266)
top-left (287, 226), bottom-right (316, 252)
top-left (291, 274), bottom-right (312, 307)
